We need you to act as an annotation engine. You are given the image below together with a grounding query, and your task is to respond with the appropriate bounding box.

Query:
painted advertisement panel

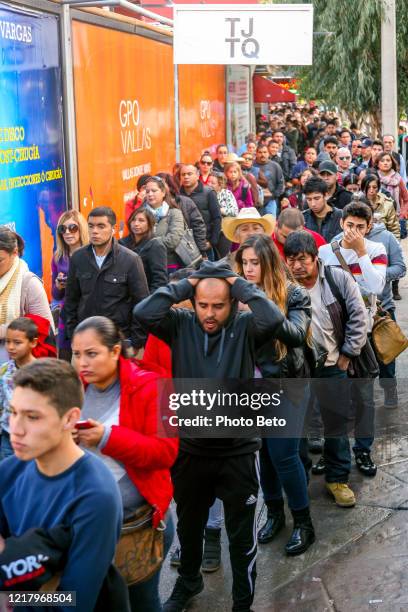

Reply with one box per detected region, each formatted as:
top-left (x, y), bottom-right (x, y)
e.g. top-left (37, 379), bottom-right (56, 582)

top-left (178, 64), bottom-right (226, 161)
top-left (72, 21), bottom-right (175, 227)
top-left (0, 3), bottom-right (66, 282)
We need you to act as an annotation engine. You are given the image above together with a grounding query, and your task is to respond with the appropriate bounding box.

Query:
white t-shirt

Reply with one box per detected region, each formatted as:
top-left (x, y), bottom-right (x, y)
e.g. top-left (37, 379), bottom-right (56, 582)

top-left (308, 279), bottom-right (339, 367)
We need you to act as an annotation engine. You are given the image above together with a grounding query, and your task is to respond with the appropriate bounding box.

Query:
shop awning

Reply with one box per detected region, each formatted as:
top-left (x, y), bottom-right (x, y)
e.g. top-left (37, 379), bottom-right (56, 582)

top-left (253, 75), bottom-right (296, 103)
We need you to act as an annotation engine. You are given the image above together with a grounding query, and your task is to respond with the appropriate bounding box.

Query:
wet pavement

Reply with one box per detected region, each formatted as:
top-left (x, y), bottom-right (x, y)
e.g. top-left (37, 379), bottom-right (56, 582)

top-left (160, 240), bottom-right (408, 612)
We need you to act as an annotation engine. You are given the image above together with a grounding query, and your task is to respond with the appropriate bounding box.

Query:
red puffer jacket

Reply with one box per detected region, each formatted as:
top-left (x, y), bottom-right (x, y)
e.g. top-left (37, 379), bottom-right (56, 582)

top-left (99, 356), bottom-right (178, 527)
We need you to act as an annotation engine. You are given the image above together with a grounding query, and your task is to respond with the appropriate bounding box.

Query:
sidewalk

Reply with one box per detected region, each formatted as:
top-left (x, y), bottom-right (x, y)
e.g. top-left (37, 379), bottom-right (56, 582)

top-left (160, 240), bottom-right (408, 611)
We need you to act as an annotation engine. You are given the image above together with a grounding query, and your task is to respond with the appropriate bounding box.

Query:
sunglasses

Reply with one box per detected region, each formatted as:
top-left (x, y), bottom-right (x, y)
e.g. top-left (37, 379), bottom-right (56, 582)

top-left (338, 157), bottom-right (351, 161)
top-left (200, 160), bottom-right (213, 165)
top-left (58, 223), bottom-right (79, 234)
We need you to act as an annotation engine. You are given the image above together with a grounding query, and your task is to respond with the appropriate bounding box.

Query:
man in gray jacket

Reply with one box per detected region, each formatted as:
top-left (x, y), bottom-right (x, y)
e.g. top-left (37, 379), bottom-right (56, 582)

top-left (284, 231), bottom-right (367, 508)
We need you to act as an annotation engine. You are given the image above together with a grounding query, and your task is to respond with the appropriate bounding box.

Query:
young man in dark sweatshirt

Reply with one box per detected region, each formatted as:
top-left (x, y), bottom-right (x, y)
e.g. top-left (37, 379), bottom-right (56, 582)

top-left (0, 359), bottom-right (123, 612)
top-left (134, 260), bottom-right (286, 612)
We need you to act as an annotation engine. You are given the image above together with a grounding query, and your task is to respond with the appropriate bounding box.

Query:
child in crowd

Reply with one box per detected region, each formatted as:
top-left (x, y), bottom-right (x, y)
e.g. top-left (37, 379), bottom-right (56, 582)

top-left (0, 317), bottom-right (38, 460)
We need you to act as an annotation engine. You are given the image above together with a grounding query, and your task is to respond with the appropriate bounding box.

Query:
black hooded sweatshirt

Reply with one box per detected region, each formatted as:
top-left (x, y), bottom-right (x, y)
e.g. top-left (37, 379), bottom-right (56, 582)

top-left (133, 261), bottom-right (285, 456)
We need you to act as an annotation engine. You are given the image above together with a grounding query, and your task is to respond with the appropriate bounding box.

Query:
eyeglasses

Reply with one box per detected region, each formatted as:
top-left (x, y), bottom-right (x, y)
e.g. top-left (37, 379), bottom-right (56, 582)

top-left (355, 145), bottom-right (362, 148)
top-left (242, 157), bottom-right (253, 161)
top-left (200, 160), bottom-right (213, 165)
top-left (58, 223), bottom-right (79, 234)
top-left (338, 157), bottom-right (351, 161)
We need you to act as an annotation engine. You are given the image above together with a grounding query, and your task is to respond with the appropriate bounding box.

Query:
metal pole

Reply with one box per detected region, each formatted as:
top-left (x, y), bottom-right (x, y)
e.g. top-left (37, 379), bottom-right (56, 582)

top-left (381, 0), bottom-right (398, 140)
top-left (60, 4), bottom-right (79, 209)
top-left (174, 64), bottom-right (181, 163)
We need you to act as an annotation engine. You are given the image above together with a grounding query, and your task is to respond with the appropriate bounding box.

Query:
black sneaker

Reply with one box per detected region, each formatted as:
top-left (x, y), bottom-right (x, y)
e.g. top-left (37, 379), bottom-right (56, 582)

top-left (355, 451), bottom-right (377, 477)
top-left (311, 455), bottom-right (326, 475)
top-left (170, 546), bottom-right (181, 567)
top-left (163, 576), bottom-right (204, 612)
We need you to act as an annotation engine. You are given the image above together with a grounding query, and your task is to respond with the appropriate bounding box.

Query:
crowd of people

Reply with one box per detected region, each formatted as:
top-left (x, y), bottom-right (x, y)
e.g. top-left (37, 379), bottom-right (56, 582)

top-left (0, 103), bottom-right (407, 612)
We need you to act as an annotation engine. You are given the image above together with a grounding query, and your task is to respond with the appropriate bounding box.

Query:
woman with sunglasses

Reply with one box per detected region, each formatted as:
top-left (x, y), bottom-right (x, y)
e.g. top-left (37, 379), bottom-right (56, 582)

top-left (119, 208), bottom-right (168, 292)
top-left (235, 235), bottom-right (315, 556)
top-left (143, 176), bottom-right (185, 274)
top-left (52, 211), bottom-right (89, 360)
top-left (198, 151), bottom-right (213, 185)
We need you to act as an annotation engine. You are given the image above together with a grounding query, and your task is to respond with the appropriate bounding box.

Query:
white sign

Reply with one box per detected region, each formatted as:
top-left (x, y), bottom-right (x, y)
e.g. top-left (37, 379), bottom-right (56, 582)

top-left (226, 66), bottom-right (250, 151)
top-left (173, 4), bottom-right (313, 65)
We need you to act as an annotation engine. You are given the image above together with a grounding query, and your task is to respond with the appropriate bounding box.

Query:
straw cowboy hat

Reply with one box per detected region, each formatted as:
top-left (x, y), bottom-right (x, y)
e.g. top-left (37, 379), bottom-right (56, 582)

top-left (224, 153), bottom-right (245, 163)
top-left (222, 207), bottom-right (275, 242)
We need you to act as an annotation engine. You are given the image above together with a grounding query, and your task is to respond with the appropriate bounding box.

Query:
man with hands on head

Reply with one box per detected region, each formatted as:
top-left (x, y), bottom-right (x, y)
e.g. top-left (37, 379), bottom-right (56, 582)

top-left (133, 260), bottom-right (287, 612)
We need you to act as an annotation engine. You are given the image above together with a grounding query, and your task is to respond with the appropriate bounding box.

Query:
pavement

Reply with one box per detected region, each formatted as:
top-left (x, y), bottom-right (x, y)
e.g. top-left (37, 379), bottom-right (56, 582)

top-left (160, 239), bottom-right (408, 612)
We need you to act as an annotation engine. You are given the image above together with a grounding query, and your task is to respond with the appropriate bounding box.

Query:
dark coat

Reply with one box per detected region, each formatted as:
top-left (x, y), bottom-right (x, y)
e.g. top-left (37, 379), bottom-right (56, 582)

top-left (119, 235), bottom-right (167, 292)
top-left (64, 240), bottom-right (149, 347)
top-left (327, 185), bottom-right (353, 210)
top-left (303, 206), bottom-right (343, 243)
top-left (256, 283), bottom-right (311, 378)
top-left (180, 182), bottom-right (221, 247)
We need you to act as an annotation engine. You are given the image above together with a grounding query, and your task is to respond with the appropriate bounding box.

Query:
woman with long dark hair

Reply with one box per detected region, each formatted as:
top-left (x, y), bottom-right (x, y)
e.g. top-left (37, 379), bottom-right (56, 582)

top-left (361, 174), bottom-right (400, 239)
top-left (157, 172), bottom-right (208, 259)
top-left (235, 235), bottom-right (315, 556)
top-left (119, 208), bottom-right (167, 291)
top-left (143, 176), bottom-right (185, 274)
top-left (375, 152), bottom-right (408, 220)
top-left (72, 316), bottom-right (178, 612)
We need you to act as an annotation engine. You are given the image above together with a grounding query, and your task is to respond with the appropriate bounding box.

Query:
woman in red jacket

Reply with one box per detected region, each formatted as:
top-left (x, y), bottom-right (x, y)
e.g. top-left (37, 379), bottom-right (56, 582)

top-left (72, 316), bottom-right (178, 612)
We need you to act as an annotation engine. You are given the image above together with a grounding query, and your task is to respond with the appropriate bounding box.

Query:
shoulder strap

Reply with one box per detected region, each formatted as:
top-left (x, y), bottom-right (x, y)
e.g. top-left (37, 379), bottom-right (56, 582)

top-left (331, 240), bottom-right (355, 280)
top-left (324, 265), bottom-right (347, 321)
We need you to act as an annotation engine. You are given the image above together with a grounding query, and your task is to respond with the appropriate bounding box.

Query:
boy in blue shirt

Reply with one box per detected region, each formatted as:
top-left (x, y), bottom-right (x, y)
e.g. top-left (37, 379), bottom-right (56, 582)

top-left (0, 358), bottom-right (123, 611)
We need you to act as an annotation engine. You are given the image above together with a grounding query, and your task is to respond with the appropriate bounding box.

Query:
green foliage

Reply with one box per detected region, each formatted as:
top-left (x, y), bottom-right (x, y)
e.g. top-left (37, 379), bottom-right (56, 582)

top-left (268, 0), bottom-right (408, 120)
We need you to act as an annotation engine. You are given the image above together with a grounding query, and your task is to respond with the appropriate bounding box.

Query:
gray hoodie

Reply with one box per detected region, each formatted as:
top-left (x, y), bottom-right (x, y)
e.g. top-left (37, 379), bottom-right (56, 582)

top-left (334, 223), bottom-right (406, 312)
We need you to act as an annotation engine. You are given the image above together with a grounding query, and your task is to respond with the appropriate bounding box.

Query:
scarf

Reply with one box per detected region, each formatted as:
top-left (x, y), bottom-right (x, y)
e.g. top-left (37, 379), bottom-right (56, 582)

top-left (379, 171), bottom-right (401, 212)
top-left (145, 202), bottom-right (169, 222)
top-left (0, 257), bottom-right (29, 325)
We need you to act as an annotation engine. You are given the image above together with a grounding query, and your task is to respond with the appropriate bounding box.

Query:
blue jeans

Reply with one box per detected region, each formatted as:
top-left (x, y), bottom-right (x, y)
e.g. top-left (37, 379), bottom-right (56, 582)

top-left (400, 218), bottom-right (407, 239)
top-left (206, 498), bottom-right (223, 529)
top-left (262, 200), bottom-right (277, 217)
top-left (128, 512), bottom-right (174, 612)
top-left (260, 395), bottom-right (309, 511)
top-left (0, 432), bottom-right (13, 460)
top-left (379, 310), bottom-right (396, 389)
top-left (352, 379), bottom-right (375, 453)
top-left (312, 366), bottom-right (351, 483)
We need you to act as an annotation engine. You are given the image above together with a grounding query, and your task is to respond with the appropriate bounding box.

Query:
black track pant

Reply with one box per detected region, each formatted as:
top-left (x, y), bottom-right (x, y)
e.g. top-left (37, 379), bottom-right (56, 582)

top-left (171, 451), bottom-right (259, 612)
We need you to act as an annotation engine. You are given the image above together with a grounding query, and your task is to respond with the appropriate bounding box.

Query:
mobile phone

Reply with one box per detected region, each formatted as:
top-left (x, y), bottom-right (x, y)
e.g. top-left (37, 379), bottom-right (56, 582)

top-left (76, 420), bottom-right (93, 429)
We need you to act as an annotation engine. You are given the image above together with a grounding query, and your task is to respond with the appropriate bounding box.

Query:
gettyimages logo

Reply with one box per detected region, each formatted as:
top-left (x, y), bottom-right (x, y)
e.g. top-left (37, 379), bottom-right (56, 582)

top-left (225, 17), bottom-right (260, 59)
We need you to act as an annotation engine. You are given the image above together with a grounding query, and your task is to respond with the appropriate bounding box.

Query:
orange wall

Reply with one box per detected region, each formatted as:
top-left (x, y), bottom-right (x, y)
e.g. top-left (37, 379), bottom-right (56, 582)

top-left (178, 65), bottom-right (226, 162)
top-left (72, 21), bottom-right (175, 226)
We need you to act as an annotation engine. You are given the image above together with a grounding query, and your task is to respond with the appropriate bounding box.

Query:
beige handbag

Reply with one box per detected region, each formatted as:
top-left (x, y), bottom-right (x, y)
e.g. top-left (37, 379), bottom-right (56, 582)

top-left (372, 306), bottom-right (408, 365)
top-left (115, 504), bottom-right (165, 585)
